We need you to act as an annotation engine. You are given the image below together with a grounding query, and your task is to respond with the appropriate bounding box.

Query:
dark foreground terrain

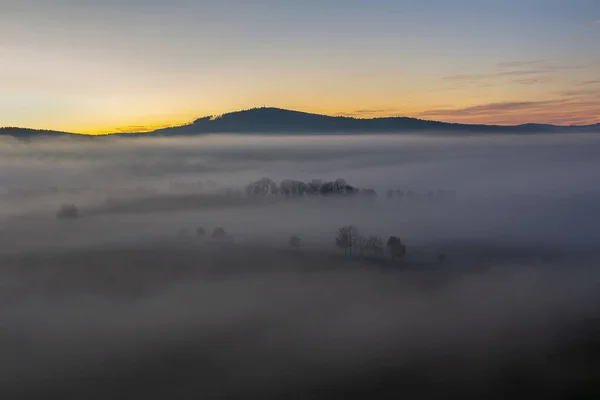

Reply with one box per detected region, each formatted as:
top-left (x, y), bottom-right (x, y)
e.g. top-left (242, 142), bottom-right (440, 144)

top-left (0, 240), bottom-right (598, 399)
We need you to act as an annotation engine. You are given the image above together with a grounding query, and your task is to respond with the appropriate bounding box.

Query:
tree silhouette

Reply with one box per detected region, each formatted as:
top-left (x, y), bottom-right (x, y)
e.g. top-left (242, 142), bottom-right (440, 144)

top-left (245, 178), bottom-right (279, 197)
top-left (319, 179), bottom-right (358, 196)
top-left (365, 236), bottom-right (384, 257)
top-left (196, 227), bottom-right (206, 237)
top-left (306, 179), bottom-right (322, 196)
top-left (336, 225), bottom-right (357, 257)
top-left (386, 236), bottom-right (407, 261)
top-left (356, 235), bottom-right (368, 257)
top-left (280, 180), bottom-right (308, 197)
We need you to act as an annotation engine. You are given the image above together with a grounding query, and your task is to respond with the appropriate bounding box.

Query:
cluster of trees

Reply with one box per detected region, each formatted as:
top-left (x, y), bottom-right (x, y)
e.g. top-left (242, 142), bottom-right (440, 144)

top-left (56, 202), bottom-right (445, 264)
top-left (245, 178), bottom-right (377, 198)
top-left (179, 226), bottom-right (234, 243)
top-left (243, 178), bottom-right (457, 202)
top-left (334, 225), bottom-right (407, 261)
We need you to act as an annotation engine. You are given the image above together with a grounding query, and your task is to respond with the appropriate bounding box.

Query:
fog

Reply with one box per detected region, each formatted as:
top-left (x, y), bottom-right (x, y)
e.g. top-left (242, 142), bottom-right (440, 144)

top-left (0, 132), bottom-right (599, 398)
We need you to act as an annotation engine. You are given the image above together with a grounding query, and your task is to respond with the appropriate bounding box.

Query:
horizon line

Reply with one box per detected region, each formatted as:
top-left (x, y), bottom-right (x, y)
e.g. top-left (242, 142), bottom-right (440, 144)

top-left (1, 106), bottom-right (597, 135)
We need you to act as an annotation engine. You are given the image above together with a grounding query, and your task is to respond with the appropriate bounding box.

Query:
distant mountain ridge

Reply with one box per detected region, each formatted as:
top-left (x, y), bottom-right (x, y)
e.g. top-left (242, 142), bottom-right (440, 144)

top-left (2, 107), bottom-right (599, 138)
top-left (0, 127), bottom-right (75, 138)
top-left (150, 107), bottom-right (600, 136)
top-left (0, 127), bottom-right (101, 140)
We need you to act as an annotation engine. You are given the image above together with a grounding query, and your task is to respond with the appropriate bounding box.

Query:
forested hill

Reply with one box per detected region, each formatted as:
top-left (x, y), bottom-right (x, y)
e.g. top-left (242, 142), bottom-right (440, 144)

top-left (145, 107), bottom-right (600, 136)
top-left (3, 107), bottom-right (600, 138)
top-left (0, 127), bottom-right (77, 138)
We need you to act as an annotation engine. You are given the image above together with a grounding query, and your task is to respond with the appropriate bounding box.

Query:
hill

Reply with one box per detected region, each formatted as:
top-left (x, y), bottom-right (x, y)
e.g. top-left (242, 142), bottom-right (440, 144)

top-left (147, 107), bottom-right (600, 136)
top-left (2, 108), bottom-right (599, 138)
top-left (0, 127), bottom-right (79, 139)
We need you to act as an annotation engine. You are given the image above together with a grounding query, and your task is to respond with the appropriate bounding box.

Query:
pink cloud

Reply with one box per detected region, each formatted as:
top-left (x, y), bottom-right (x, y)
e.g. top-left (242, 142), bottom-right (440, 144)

top-left (419, 99), bottom-right (600, 126)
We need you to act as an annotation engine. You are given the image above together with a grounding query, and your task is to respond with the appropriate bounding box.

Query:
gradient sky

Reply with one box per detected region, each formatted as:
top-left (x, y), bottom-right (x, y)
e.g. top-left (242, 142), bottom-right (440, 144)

top-left (1, 0), bottom-right (599, 133)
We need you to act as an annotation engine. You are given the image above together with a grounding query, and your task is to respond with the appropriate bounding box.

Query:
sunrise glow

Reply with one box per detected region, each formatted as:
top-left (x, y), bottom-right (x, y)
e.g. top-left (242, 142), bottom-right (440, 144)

top-left (1, 1), bottom-right (599, 134)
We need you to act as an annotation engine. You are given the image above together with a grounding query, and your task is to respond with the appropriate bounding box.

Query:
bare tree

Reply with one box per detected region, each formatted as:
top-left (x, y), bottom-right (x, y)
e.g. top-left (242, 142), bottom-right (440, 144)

top-left (336, 225), bottom-right (357, 257)
top-left (387, 236), bottom-right (407, 261)
top-left (306, 180), bottom-right (322, 196)
top-left (336, 227), bottom-right (351, 256)
top-left (365, 235), bottom-right (384, 257)
top-left (356, 235), bottom-right (368, 257)
top-left (280, 180), bottom-right (308, 197)
top-left (289, 235), bottom-right (301, 250)
top-left (245, 177), bottom-right (279, 197)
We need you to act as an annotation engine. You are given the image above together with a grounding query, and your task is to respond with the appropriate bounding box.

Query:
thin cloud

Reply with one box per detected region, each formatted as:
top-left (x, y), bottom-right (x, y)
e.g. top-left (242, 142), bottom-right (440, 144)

top-left (419, 99), bottom-right (599, 126)
top-left (443, 62), bottom-right (586, 83)
top-left (497, 60), bottom-right (548, 68)
top-left (575, 80), bottom-right (600, 86)
top-left (559, 88), bottom-right (600, 97)
top-left (512, 77), bottom-right (553, 85)
top-left (442, 70), bottom-right (540, 81)
top-left (421, 101), bottom-right (562, 117)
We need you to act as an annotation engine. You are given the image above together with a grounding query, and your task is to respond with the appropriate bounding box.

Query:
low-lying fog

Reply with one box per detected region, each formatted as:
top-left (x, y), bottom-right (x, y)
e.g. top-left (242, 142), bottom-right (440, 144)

top-left (0, 132), bottom-right (599, 398)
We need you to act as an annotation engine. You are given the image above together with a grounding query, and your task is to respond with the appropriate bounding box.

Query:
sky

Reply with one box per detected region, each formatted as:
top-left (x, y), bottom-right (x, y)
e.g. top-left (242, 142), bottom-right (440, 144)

top-left (1, 0), bottom-right (599, 134)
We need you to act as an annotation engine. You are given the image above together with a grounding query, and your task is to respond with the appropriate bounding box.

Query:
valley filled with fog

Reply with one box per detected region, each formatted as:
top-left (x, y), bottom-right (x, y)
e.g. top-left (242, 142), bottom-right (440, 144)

top-left (1, 132), bottom-right (599, 398)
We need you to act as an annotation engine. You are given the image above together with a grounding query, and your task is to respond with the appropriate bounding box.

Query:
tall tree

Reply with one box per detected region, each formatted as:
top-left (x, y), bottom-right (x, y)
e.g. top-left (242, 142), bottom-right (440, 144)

top-left (356, 235), bottom-right (368, 257)
top-left (336, 225), bottom-right (358, 257)
top-left (386, 236), bottom-right (407, 261)
top-left (365, 236), bottom-right (384, 257)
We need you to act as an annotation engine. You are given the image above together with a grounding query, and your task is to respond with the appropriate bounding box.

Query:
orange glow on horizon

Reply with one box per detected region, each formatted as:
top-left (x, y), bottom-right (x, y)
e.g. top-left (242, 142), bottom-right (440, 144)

top-left (20, 108), bottom-right (598, 135)
top-left (65, 102), bottom-right (599, 135)
top-left (2, 2), bottom-right (599, 135)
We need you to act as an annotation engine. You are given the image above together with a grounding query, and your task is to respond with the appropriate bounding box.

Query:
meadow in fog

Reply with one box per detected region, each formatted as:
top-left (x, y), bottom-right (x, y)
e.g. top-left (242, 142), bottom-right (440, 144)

top-left (2, 132), bottom-right (600, 252)
top-left (1, 132), bottom-right (599, 399)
